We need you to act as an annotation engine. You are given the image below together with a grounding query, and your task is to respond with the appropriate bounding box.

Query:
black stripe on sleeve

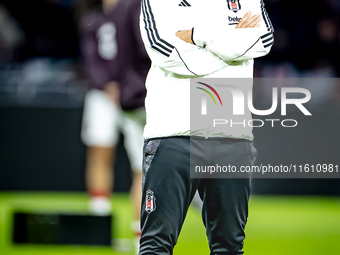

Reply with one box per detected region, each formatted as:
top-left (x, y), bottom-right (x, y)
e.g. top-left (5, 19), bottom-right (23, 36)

top-left (142, 0), bottom-right (197, 75)
top-left (261, 32), bottom-right (273, 40)
top-left (260, 1), bottom-right (269, 32)
top-left (262, 35), bottom-right (274, 44)
top-left (141, 1), bottom-right (157, 50)
top-left (265, 10), bottom-right (274, 32)
top-left (145, 0), bottom-right (175, 49)
top-left (141, 0), bottom-right (174, 57)
top-left (264, 40), bottom-right (274, 48)
top-left (260, 0), bottom-right (274, 33)
top-left (260, 0), bottom-right (274, 47)
top-left (152, 46), bottom-right (170, 57)
top-left (141, 1), bottom-right (170, 55)
top-left (143, 0), bottom-right (173, 52)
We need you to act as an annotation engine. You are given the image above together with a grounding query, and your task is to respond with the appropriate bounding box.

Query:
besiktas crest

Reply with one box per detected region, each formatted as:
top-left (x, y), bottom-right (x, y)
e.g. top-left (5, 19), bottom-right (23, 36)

top-left (227, 0), bottom-right (241, 13)
top-left (145, 189), bottom-right (156, 213)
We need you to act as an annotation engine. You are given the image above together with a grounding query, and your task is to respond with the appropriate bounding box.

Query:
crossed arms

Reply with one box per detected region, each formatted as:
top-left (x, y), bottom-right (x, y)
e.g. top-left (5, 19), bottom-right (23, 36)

top-left (176, 11), bottom-right (262, 44)
top-left (140, 0), bottom-right (274, 76)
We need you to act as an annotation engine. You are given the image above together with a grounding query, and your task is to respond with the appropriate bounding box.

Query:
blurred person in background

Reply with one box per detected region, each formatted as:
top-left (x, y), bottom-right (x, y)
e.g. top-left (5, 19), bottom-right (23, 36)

top-left (76, 0), bottom-right (150, 250)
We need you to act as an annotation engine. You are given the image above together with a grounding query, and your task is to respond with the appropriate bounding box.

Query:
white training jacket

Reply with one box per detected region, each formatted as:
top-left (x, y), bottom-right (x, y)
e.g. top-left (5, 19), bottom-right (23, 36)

top-left (140, 0), bottom-right (274, 139)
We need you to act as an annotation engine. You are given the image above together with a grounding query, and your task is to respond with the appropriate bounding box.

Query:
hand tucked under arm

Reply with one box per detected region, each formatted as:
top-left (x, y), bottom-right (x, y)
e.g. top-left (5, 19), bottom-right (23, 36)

top-left (176, 30), bottom-right (194, 44)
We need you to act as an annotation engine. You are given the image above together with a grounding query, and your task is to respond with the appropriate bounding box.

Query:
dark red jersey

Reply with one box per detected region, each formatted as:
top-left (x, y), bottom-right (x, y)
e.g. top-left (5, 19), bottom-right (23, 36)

top-left (81, 0), bottom-right (150, 110)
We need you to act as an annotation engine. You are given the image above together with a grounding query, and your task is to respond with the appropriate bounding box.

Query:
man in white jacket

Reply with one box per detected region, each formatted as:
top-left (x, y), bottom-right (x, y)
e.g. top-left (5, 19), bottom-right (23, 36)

top-left (139, 0), bottom-right (273, 254)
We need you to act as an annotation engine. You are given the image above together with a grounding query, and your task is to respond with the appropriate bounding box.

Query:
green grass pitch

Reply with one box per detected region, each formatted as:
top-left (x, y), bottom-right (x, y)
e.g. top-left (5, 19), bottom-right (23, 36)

top-left (0, 192), bottom-right (339, 255)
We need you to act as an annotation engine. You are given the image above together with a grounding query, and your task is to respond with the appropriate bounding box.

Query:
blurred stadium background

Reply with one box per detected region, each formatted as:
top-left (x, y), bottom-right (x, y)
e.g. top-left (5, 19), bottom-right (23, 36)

top-left (0, 0), bottom-right (340, 254)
